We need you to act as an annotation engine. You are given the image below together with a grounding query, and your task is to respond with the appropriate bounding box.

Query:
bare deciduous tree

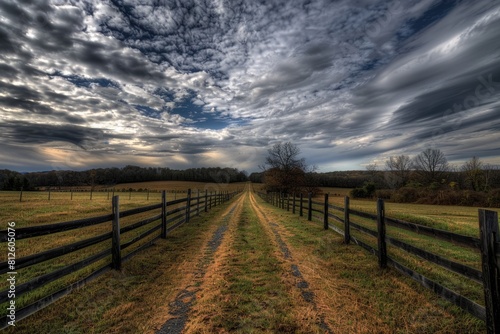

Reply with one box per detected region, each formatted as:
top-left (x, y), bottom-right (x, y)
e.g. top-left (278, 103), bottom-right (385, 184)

top-left (263, 142), bottom-right (313, 194)
top-left (462, 156), bottom-right (483, 191)
top-left (413, 148), bottom-right (449, 185)
top-left (385, 155), bottom-right (412, 188)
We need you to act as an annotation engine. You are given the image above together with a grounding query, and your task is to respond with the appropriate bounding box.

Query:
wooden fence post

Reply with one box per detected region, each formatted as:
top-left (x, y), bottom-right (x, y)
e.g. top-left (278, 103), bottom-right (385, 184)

top-left (19, 188), bottom-right (23, 203)
top-left (112, 196), bottom-right (121, 270)
top-left (377, 198), bottom-right (387, 269)
top-left (197, 190), bottom-right (200, 216)
top-left (186, 189), bottom-right (191, 223)
top-left (48, 188), bottom-right (51, 201)
top-left (205, 190), bottom-right (208, 212)
top-left (292, 193), bottom-right (296, 214)
top-left (344, 196), bottom-right (350, 244)
top-left (323, 193), bottom-right (329, 230)
top-left (161, 191), bottom-right (167, 239)
top-left (287, 194), bottom-right (290, 211)
top-left (300, 193), bottom-right (303, 217)
top-left (479, 209), bottom-right (500, 334)
top-left (307, 193), bottom-right (312, 221)
top-left (90, 189), bottom-right (93, 201)
top-left (71, 188), bottom-right (73, 201)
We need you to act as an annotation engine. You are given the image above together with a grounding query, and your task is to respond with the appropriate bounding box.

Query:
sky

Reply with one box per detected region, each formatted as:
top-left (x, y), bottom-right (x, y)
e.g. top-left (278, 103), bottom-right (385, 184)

top-left (1, 0), bottom-right (499, 173)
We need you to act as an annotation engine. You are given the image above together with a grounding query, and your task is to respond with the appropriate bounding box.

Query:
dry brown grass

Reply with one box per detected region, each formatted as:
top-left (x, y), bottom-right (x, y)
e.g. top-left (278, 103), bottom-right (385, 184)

top-left (52, 181), bottom-right (248, 193)
top-left (249, 190), bottom-right (485, 333)
top-left (186, 192), bottom-right (325, 333)
top-left (4, 194), bottom-right (243, 334)
top-left (3, 185), bottom-right (486, 333)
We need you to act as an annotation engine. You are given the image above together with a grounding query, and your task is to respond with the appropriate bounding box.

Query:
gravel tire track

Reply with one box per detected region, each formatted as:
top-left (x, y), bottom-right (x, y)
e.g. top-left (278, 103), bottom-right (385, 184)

top-left (249, 191), bottom-right (334, 334)
top-left (156, 195), bottom-right (244, 334)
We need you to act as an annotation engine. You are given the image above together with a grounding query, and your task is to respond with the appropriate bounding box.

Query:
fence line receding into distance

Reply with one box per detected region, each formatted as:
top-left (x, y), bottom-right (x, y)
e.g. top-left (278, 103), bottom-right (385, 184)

top-left (0, 189), bottom-right (240, 329)
top-left (258, 191), bottom-right (500, 334)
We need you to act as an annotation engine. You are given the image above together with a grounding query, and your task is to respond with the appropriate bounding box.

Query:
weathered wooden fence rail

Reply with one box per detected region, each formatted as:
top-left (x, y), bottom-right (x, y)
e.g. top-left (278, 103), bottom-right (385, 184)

top-left (258, 191), bottom-right (500, 334)
top-left (0, 189), bottom-right (239, 328)
top-left (9, 187), bottom-right (243, 203)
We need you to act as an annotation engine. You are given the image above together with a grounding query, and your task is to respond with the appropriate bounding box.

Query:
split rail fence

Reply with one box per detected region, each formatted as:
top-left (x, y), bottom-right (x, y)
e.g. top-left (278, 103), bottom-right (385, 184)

top-left (0, 189), bottom-right (239, 328)
top-left (258, 191), bottom-right (500, 334)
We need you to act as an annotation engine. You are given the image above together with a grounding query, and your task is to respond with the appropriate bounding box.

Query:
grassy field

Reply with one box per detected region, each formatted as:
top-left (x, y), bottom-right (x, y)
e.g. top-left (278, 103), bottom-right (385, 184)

top-left (1, 182), bottom-right (497, 332)
top-left (0, 181), bottom-right (246, 228)
top-left (285, 189), bottom-right (499, 318)
top-left (260, 185), bottom-right (499, 318)
top-left (4, 188), bottom-right (487, 333)
top-left (0, 181), bottom-right (245, 321)
top-left (325, 192), bottom-right (500, 238)
top-left (3, 196), bottom-right (244, 333)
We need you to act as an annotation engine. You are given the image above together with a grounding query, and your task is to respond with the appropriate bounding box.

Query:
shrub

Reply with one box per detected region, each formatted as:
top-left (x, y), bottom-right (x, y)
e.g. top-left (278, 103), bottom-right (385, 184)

top-left (393, 187), bottom-right (419, 203)
top-left (350, 181), bottom-right (377, 198)
top-left (487, 189), bottom-right (500, 207)
top-left (375, 189), bottom-right (392, 200)
top-left (350, 187), bottom-right (368, 198)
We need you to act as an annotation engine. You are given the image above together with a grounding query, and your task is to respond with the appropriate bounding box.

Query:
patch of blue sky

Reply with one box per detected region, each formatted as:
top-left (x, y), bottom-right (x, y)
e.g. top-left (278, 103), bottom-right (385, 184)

top-left (397, 0), bottom-right (459, 41)
top-left (134, 105), bottom-right (162, 119)
top-left (153, 87), bottom-right (176, 102)
top-left (171, 98), bottom-right (242, 130)
top-left (51, 71), bottom-right (120, 89)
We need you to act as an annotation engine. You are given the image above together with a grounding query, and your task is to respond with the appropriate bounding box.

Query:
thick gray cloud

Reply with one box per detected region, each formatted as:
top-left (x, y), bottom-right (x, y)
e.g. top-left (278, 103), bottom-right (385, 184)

top-left (0, 0), bottom-right (499, 172)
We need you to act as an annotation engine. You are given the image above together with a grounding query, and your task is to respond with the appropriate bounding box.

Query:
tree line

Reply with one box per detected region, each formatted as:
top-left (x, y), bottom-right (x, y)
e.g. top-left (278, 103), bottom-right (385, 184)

top-left (253, 143), bottom-right (500, 206)
top-left (0, 166), bottom-right (249, 191)
top-left (351, 149), bottom-right (500, 207)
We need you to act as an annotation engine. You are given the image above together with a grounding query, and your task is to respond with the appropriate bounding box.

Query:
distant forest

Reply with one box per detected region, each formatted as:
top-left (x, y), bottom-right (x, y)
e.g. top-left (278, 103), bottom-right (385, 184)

top-left (0, 166), bottom-right (249, 190)
top-left (2, 164), bottom-right (500, 196)
top-left (0, 166), bottom-right (394, 191)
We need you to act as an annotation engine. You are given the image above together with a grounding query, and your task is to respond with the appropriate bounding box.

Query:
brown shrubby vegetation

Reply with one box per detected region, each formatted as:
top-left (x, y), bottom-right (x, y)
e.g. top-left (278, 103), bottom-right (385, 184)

top-left (374, 188), bottom-right (500, 207)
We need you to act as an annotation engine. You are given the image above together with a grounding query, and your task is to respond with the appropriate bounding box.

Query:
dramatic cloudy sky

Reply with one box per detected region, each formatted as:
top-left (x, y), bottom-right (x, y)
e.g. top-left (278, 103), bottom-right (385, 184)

top-left (1, 0), bottom-right (499, 173)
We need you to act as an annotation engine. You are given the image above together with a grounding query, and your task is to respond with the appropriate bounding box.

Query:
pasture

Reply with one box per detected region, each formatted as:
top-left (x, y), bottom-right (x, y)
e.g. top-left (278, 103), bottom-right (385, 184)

top-left (1, 182), bottom-right (499, 333)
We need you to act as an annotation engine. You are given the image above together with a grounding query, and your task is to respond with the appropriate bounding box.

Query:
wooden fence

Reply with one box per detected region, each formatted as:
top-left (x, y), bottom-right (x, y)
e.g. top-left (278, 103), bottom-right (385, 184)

top-left (0, 189), bottom-right (239, 329)
top-left (258, 191), bottom-right (500, 334)
top-left (12, 188), bottom-right (216, 202)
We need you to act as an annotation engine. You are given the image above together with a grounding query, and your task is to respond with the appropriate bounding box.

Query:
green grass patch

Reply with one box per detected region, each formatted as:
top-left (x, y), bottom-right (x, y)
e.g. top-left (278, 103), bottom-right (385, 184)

top-left (207, 201), bottom-right (299, 333)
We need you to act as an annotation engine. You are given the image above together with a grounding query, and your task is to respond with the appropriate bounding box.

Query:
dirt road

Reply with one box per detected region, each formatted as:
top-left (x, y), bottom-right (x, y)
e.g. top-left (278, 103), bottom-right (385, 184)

top-left (152, 187), bottom-right (481, 334)
top-left (155, 189), bottom-right (333, 333)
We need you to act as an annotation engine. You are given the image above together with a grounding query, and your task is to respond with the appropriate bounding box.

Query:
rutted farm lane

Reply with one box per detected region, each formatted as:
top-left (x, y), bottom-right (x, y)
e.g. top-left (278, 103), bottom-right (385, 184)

top-left (159, 190), bottom-right (331, 333)
top-left (159, 189), bottom-right (484, 333)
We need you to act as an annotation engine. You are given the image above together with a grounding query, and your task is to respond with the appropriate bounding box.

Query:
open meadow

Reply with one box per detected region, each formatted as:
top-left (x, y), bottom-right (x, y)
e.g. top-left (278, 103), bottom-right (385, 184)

top-left (0, 181), bottom-right (247, 228)
top-left (2, 188), bottom-right (490, 333)
top-left (0, 181), bottom-right (246, 323)
top-left (1, 182), bottom-right (498, 332)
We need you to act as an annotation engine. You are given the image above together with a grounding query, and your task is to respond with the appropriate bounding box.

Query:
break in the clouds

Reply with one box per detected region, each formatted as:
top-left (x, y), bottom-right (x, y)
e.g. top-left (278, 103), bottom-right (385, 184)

top-left (1, 0), bottom-right (499, 173)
